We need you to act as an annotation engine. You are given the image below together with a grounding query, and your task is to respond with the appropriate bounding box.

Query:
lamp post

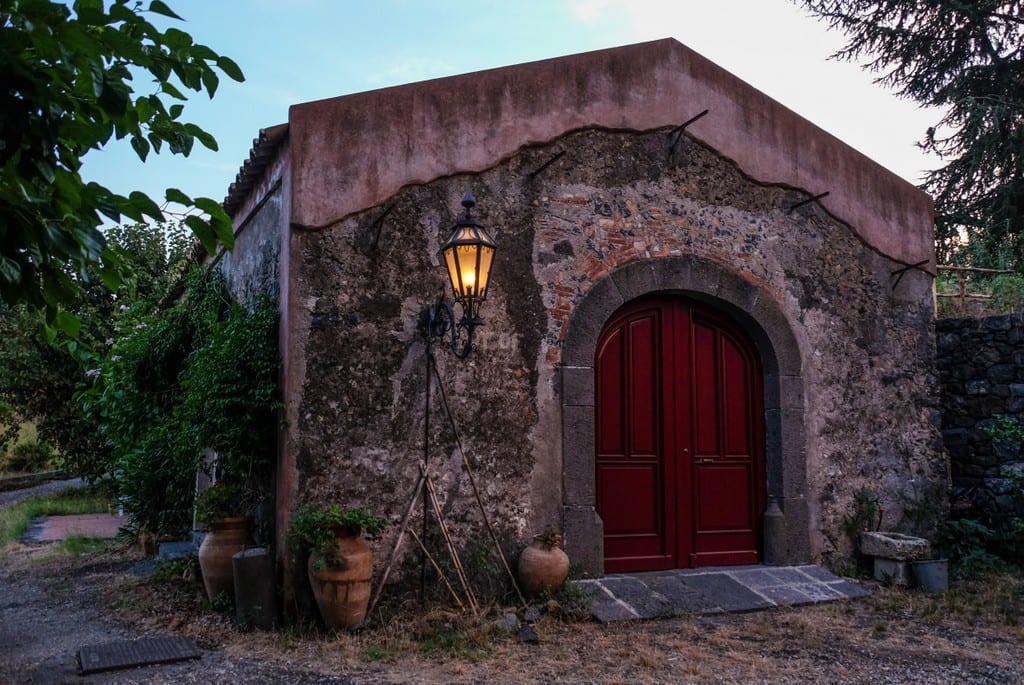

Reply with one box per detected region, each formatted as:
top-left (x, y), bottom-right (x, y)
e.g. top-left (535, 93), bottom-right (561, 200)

top-left (422, 192), bottom-right (497, 358)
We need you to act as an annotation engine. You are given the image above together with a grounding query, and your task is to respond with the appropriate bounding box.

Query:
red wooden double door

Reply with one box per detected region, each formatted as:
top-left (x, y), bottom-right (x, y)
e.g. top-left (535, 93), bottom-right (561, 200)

top-left (596, 296), bottom-right (766, 572)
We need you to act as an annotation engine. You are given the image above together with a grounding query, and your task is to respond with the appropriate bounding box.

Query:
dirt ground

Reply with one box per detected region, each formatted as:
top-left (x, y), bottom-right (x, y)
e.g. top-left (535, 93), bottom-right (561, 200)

top-left (1, 540), bottom-right (1022, 684)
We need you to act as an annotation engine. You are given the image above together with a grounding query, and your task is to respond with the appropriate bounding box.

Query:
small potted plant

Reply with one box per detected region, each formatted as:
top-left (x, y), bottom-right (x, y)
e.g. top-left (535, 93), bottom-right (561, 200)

top-left (287, 504), bottom-right (386, 630)
top-left (518, 525), bottom-right (570, 597)
top-left (195, 482), bottom-right (253, 602)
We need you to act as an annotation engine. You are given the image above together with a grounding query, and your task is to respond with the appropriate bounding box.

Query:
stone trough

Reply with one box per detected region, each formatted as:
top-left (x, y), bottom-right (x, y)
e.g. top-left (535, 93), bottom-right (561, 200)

top-left (860, 532), bottom-right (931, 587)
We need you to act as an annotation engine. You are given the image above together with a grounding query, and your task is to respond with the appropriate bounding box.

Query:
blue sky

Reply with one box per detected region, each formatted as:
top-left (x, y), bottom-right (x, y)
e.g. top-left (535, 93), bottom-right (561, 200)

top-left (81, 0), bottom-right (941, 214)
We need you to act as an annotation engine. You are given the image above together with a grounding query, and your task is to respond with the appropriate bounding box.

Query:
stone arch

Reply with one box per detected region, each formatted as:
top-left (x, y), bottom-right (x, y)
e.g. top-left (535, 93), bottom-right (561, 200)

top-left (559, 255), bottom-right (809, 576)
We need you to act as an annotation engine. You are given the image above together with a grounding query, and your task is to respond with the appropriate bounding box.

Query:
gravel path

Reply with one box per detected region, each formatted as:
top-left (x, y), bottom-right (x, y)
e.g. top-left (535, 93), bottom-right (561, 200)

top-left (0, 553), bottom-right (363, 684)
top-left (0, 479), bottom-right (361, 683)
top-left (0, 478), bottom-right (85, 508)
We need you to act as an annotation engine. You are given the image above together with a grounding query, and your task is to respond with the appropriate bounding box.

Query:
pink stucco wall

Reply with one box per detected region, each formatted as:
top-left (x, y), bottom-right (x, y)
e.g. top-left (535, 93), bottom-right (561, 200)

top-left (287, 38), bottom-right (934, 271)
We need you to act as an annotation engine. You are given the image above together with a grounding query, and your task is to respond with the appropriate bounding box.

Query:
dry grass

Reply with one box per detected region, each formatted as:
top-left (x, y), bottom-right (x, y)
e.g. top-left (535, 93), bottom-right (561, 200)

top-left (4, 539), bottom-right (1023, 684)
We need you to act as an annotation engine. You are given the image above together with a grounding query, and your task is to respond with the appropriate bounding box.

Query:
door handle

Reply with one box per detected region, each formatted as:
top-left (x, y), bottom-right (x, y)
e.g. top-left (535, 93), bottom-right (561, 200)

top-left (697, 457), bottom-right (715, 464)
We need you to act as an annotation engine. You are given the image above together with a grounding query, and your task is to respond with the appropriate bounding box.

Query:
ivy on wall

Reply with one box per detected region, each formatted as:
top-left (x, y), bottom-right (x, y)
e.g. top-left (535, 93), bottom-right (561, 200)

top-left (78, 268), bottom-right (281, 535)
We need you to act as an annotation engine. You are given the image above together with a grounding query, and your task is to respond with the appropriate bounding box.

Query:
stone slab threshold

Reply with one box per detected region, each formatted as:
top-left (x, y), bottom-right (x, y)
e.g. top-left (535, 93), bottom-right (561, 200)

top-left (77, 636), bottom-right (200, 675)
top-left (579, 564), bottom-right (868, 623)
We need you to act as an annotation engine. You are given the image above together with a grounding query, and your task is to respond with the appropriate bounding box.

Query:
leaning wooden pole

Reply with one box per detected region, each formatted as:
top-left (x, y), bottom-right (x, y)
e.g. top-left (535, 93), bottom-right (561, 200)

top-left (432, 363), bottom-right (528, 607)
top-left (367, 467), bottom-right (428, 617)
top-left (424, 470), bottom-right (479, 614)
top-left (409, 528), bottom-right (465, 609)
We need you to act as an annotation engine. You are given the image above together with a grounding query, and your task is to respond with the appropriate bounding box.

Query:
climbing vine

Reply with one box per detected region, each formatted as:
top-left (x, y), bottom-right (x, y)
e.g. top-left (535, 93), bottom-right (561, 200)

top-left (79, 268), bottom-right (281, 535)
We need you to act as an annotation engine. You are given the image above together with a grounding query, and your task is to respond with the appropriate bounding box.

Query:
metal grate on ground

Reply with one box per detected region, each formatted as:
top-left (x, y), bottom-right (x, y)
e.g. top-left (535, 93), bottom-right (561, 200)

top-left (77, 636), bottom-right (201, 675)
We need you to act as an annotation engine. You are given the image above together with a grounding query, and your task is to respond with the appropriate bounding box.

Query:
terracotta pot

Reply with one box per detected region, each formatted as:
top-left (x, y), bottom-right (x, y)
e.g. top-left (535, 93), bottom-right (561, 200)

top-left (518, 540), bottom-right (570, 597)
top-left (198, 516), bottom-right (252, 602)
top-left (307, 527), bottom-right (373, 630)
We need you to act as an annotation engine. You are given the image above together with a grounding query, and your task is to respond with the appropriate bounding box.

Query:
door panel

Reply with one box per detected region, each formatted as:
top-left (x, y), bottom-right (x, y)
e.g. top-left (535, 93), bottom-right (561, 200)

top-left (596, 305), bottom-right (674, 571)
top-left (692, 323), bottom-right (719, 457)
top-left (629, 318), bottom-right (657, 455)
top-left (694, 464), bottom-right (752, 530)
top-left (596, 297), bottom-right (764, 572)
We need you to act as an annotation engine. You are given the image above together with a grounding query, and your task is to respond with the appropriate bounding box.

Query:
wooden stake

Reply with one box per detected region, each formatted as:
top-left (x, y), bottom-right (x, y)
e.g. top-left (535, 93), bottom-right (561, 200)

top-left (424, 471), bottom-right (479, 613)
top-left (367, 467), bottom-right (428, 617)
top-left (409, 528), bottom-right (464, 609)
top-left (431, 363), bottom-right (528, 607)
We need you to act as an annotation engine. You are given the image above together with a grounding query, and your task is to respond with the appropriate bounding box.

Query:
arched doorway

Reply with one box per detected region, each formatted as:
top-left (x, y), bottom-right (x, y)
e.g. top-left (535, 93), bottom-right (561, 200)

top-left (595, 295), bottom-right (766, 572)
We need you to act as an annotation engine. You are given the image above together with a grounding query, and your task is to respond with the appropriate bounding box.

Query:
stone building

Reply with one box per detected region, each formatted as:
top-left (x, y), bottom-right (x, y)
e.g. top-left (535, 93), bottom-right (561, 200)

top-left (219, 38), bottom-right (947, 581)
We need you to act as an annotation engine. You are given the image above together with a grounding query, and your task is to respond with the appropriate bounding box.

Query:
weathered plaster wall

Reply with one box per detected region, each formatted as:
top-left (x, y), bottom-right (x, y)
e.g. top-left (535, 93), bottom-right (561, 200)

top-left (937, 315), bottom-right (1024, 526)
top-left (288, 38), bottom-right (934, 270)
top-left (219, 184), bottom-right (282, 303)
top-left (286, 127), bottom-right (945, 581)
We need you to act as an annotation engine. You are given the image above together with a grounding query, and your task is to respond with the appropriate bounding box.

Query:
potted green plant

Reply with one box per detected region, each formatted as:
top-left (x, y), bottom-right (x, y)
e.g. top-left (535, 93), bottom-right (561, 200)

top-left (195, 482), bottom-right (253, 603)
top-left (287, 504), bottom-right (386, 630)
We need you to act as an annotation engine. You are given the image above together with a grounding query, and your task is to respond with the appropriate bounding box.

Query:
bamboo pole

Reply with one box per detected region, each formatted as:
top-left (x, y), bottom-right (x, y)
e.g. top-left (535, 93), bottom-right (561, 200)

top-left (424, 471), bottom-right (479, 613)
top-left (408, 528), bottom-right (465, 609)
top-left (431, 363), bottom-right (528, 607)
top-left (367, 467), bottom-right (428, 617)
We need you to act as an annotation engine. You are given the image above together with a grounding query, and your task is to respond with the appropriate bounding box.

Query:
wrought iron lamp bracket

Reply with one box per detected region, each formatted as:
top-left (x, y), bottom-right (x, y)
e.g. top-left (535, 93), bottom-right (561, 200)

top-left (420, 295), bottom-right (478, 359)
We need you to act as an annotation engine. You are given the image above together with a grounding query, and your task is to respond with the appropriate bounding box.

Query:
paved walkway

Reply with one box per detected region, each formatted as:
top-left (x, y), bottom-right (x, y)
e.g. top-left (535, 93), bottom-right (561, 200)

top-left (21, 513), bottom-right (125, 542)
top-left (581, 564), bottom-right (868, 622)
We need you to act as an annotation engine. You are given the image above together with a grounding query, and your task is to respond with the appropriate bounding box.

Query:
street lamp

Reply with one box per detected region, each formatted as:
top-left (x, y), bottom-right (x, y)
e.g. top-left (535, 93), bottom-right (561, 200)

top-left (422, 192), bottom-right (497, 358)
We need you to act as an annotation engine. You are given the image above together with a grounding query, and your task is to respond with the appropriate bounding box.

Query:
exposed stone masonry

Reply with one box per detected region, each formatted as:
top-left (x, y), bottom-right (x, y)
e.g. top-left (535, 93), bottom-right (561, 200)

top-left (286, 126), bottom-right (946, 577)
top-left (936, 315), bottom-right (1024, 526)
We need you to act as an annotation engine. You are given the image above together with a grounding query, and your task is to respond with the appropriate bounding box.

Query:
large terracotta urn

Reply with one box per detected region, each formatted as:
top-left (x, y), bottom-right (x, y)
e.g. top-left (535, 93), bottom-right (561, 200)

top-left (198, 516), bottom-right (252, 602)
top-left (307, 527), bottom-right (373, 631)
top-left (518, 533), bottom-right (570, 597)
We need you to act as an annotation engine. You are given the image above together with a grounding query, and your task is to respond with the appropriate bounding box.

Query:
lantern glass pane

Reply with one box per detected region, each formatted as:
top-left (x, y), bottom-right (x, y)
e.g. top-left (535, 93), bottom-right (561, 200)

top-left (475, 244), bottom-right (494, 298)
top-left (454, 243), bottom-right (479, 298)
top-left (443, 243), bottom-right (462, 298)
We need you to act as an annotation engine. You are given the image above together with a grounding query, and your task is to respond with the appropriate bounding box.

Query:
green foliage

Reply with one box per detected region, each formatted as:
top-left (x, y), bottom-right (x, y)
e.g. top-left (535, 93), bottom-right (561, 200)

top-left (0, 401), bottom-right (20, 457)
top-left (0, 0), bottom-right (242, 326)
top-left (0, 222), bottom-right (193, 481)
top-left (533, 525), bottom-right (562, 549)
top-left (936, 270), bottom-right (1024, 317)
top-left (843, 488), bottom-right (881, 536)
top-left (79, 269), bottom-right (281, 536)
top-left (153, 554), bottom-right (199, 582)
top-left (552, 580), bottom-right (595, 622)
top-left (938, 518), bottom-right (1004, 579)
top-left (990, 274), bottom-right (1024, 313)
top-left (211, 591), bottom-right (234, 613)
top-left (56, 534), bottom-right (111, 555)
top-left (178, 295), bottom-right (281, 478)
top-left (982, 414), bottom-right (1024, 445)
top-left (288, 504), bottom-right (386, 570)
top-left (2, 440), bottom-right (56, 473)
top-left (799, 1), bottom-right (1024, 269)
top-left (194, 482), bottom-right (245, 524)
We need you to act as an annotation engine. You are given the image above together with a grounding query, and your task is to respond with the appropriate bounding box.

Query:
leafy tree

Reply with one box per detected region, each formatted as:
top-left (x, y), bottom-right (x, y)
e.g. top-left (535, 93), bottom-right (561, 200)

top-left (797, 1), bottom-right (1024, 267)
top-left (0, 0), bottom-right (242, 327)
top-left (0, 222), bottom-right (192, 479)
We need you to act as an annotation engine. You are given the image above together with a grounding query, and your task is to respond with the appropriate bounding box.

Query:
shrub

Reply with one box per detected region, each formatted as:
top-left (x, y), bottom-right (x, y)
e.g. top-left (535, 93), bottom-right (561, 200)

top-left (194, 482), bottom-right (246, 524)
top-left (2, 440), bottom-right (56, 473)
top-left (990, 274), bottom-right (1024, 313)
top-left (938, 518), bottom-right (1004, 579)
top-left (82, 269), bottom-right (281, 537)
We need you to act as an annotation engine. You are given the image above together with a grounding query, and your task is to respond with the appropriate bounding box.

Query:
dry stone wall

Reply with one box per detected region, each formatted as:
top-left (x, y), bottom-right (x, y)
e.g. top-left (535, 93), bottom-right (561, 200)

top-left (936, 315), bottom-right (1024, 526)
top-left (287, 126), bottom-right (945, 579)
